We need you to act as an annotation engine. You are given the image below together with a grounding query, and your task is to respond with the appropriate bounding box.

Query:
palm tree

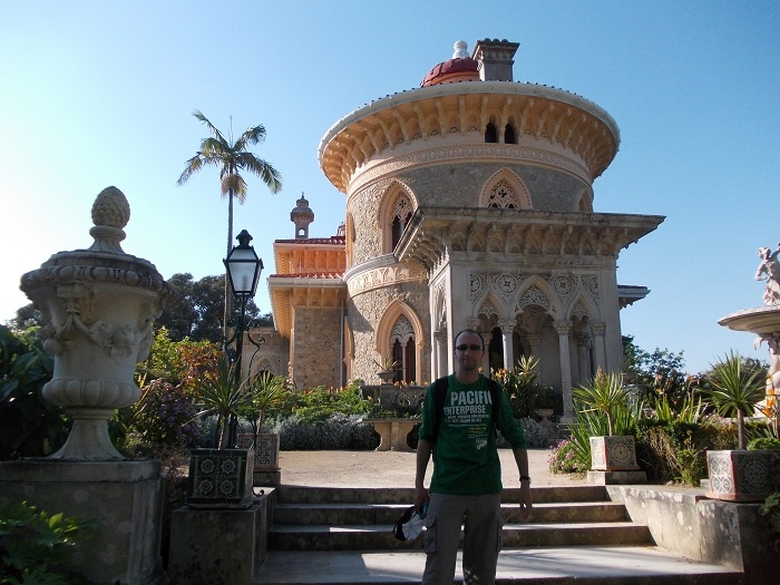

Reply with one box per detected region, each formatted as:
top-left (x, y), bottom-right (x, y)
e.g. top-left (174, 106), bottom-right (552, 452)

top-left (706, 351), bottom-right (766, 450)
top-left (177, 110), bottom-right (282, 332)
top-left (177, 110), bottom-right (282, 255)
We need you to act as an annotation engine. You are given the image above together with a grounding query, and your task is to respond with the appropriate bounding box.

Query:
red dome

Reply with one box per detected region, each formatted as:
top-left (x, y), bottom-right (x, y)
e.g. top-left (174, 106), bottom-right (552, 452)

top-left (421, 58), bottom-right (479, 87)
top-left (421, 41), bottom-right (480, 87)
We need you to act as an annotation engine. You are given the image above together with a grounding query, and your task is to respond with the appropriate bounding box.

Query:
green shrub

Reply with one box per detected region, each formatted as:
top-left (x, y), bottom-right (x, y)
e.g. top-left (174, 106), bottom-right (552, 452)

top-left (548, 439), bottom-right (583, 474)
top-left (492, 355), bottom-right (540, 419)
top-left (272, 414), bottom-right (379, 450)
top-left (0, 325), bottom-right (70, 460)
top-left (277, 382), bottom-right (371, 425)
top-left (0, 500), bottom-right (96, 584)
top-left (749, 437), bottom-right (780, 451)
top-left (497, 417), bottom-right (548, 449)
top-left (636, 421), bottom-right (735, 484)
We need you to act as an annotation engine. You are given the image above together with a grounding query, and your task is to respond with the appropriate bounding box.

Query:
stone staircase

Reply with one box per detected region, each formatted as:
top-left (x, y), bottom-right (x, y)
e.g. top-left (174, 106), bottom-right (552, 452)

top-left (254, 485), bottom-right (742, 584)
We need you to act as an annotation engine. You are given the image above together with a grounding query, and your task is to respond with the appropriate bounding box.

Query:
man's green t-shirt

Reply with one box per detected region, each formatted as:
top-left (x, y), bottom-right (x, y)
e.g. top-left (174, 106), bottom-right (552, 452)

top-left (418, 374), bottom-right (527, 495)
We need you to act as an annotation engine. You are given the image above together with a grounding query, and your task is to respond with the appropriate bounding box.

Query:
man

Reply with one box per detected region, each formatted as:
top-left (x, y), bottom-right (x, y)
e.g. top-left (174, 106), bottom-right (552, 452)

top-left (414, 329), bottom-right (533, 585)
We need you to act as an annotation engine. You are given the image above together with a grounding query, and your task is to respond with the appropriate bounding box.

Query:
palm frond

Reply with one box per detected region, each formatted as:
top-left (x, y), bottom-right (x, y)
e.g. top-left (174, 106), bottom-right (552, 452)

top-left (237, 154), bottom-right (282, 193)
top-left (234, 124), bottom-right (267, 150)
top-left (192, 110), bottom-right (227, 143)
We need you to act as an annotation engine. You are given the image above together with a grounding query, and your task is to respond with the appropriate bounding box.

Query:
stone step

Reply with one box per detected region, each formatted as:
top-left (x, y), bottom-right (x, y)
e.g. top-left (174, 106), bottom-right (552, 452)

top-left (273, 500), bottom-right (628, 526)
top-left (262, 483), bottom-right (741, 584)
top-left (253, 548), bottom-right (742, 585)
top-left (269, 521), bottom-right (651, 552)
top-left (274, 485), bottom-right (611, 505)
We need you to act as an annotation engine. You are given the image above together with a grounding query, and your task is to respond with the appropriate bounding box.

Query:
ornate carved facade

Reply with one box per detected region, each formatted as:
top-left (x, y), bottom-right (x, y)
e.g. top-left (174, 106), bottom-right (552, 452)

top-left (264, 39), bottom-right (664, 418)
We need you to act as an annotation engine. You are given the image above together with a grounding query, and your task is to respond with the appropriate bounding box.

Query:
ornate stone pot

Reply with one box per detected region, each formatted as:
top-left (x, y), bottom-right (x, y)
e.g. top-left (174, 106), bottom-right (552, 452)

top-left (20, 187), bottom-right (170, 460)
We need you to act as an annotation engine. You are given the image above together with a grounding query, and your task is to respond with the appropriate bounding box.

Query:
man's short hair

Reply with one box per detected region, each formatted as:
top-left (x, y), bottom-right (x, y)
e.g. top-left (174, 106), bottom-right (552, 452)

top-left (454, 328), bottom-right (485, 347)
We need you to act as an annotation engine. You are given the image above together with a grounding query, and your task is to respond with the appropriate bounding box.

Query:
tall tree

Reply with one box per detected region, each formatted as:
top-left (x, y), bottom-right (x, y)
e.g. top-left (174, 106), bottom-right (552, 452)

top-left (176, 110), bottom-right (282, 336)
top-left (154, 273), bottom-right (268, 343)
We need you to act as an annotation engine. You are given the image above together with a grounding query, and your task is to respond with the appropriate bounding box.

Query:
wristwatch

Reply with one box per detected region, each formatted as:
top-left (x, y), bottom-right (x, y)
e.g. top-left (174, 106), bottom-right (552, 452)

top-left (520, 475), bottom-right (531, 484)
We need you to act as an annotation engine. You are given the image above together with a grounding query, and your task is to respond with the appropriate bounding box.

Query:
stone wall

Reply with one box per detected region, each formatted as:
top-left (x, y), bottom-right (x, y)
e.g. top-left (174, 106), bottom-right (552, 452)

top-left (291, 307), bottom-right (343, 389)
top-left (349, 281), bottom-right (431, 384)
top-left (607, 485), bottom-right (780, 584)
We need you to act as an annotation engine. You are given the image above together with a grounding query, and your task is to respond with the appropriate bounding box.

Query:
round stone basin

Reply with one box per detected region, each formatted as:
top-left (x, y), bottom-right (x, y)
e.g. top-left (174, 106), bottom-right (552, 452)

top-left (718, 305), bottom-right (780, 335)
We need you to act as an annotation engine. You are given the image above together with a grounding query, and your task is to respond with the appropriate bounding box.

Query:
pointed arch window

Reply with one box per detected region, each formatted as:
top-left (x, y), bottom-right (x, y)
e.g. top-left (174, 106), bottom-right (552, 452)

top-left (487, 179), bottom-right (520, 209)
top-left (484, 122), bottom-right (498, 143)
top-left (390, 315), bottom-right (416, 383)
top-left (504, 124), bottom-right (516, 144)
top-left (390, 193), bottom-right (413, 250)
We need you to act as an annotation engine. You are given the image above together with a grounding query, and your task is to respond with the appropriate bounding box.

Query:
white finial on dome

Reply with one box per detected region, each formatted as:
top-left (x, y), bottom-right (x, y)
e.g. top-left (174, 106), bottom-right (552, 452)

top-left (452, 40), bottom-right (469, 59)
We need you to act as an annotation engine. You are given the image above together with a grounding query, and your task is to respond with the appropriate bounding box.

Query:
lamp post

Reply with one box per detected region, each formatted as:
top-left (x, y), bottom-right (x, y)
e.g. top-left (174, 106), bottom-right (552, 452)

top-left (223, 229), bottom-right (263, 447)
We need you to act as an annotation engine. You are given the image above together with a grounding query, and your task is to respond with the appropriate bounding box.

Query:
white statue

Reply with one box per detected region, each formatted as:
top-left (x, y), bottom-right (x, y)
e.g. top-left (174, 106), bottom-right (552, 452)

top-left (755, 243), bottom-right (780, 305)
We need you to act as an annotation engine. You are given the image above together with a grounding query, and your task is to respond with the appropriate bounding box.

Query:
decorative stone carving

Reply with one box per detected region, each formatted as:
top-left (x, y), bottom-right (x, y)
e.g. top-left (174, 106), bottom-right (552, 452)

top-left (20, 186), bottom-right (170, 460)
top-left (755, 243), bottom-right (780, 305)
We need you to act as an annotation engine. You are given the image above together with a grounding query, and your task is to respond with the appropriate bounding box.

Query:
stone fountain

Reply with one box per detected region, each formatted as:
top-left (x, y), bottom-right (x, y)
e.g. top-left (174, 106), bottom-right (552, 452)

top-left (718, 242), bottom-right (780, 415)
top-left (0, 187), bottom-right (171, 584)
top-left (708, 242), bottom-right (780, 501)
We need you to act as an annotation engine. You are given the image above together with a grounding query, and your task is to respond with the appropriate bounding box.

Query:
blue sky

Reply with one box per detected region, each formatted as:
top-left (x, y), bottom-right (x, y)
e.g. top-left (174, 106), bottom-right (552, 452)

top-left (1, 1), bottom-right (778, 374)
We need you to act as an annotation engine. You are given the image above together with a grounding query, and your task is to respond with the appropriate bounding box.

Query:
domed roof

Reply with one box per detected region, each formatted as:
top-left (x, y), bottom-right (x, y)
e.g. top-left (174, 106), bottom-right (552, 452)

top-left (421, 40), bottom-right (479, 87)
top-left (291, 194), bottom-right (313, 216)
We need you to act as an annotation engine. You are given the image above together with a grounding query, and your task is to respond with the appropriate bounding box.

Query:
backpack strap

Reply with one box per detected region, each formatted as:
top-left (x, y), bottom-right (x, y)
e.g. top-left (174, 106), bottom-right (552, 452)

top-left (431, 376), bottom-right (449, 445)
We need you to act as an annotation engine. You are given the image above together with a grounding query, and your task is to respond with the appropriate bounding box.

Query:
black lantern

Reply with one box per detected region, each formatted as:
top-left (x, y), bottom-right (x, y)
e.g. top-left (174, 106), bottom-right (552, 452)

top-left (222, 229), bottom-right (263, 448)
top-left (224, 230), bottom-right (263, 298)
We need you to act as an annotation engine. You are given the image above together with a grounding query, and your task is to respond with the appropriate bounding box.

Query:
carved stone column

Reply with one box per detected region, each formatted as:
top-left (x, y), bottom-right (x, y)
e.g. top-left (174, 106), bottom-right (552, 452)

top-left (498, 319), bottom-right (516, 370)
top-left (526, 333), bottom-right (542, 358)
top-left (591, 320), bottom-right (607, 373)
top-left (553, 319), bottom-right (574, 420)
top-left (482, 329), bottom-right (493, 373)
top-left (434, 329), bottom-right (448, 380)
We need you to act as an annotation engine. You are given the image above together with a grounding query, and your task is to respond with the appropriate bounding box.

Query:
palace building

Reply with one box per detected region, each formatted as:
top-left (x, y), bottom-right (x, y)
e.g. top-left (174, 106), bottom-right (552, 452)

top-left (254, 39), bottom-right (663, 418)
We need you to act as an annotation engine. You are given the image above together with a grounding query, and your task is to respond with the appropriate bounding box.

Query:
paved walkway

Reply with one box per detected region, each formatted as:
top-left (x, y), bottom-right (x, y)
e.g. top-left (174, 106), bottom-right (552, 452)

top-left (278, 448), bottom-right (586, 488)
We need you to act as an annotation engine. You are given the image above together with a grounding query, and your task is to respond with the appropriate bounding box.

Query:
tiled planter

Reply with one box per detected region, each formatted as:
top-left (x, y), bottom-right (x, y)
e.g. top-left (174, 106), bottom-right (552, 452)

top-left (238, 432), bottom-right (281, 486)
top-left (590, 435), bottom-right (640, 471)
top-left (706, 449), bottom-right (778, 502)
top-left (187, 448), bottom-right (254, 508)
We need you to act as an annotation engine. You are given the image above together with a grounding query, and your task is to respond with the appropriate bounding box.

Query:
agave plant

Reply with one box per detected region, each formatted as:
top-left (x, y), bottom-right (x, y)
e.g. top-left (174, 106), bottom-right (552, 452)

top-left (195, 357), bottom-right (255, 449)
top-left (246, 371), bottom-right (288, 432)
top-left (573, 369), bottom-right (630, 436)
top-left (705, 351), bottom-right (766, 450)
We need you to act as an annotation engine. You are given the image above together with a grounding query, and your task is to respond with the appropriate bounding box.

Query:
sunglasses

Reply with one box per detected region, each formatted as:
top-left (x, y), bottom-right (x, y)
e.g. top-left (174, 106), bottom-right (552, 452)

top-left (456, 344), bottom-right (483, 351)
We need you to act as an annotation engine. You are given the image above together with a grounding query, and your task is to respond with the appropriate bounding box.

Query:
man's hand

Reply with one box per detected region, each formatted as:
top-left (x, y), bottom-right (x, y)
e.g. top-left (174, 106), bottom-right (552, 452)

top-left (519, 482), bottom-right (533, 521)
top-left (414, 486), bottom-right (430, 514)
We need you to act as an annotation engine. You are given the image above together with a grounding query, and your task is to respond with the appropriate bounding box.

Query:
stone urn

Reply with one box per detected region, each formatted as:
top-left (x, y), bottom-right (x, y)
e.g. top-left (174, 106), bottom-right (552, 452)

top-left (19, 186), bottom-right (170, 460)
top-left (377, 369), bottom-right (396, 384)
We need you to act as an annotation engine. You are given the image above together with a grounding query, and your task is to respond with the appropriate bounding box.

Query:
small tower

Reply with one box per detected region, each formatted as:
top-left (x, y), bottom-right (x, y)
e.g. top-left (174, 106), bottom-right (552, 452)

top-left (291, 193), bottom-right (314, 239)
top-left (472, 38), bottom-right (520, 82)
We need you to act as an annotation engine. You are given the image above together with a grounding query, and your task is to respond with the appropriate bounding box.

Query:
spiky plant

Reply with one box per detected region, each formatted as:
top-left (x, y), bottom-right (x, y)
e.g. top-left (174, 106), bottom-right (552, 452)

top-left (706, 351), bottom-right (766, 450)
top-left (573, 369), bottom-right (630, 436)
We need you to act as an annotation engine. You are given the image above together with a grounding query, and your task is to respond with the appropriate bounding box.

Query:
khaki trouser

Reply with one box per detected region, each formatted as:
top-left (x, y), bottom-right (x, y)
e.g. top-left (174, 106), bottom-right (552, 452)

top-left (422, 492), bottom-right (503, 585)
